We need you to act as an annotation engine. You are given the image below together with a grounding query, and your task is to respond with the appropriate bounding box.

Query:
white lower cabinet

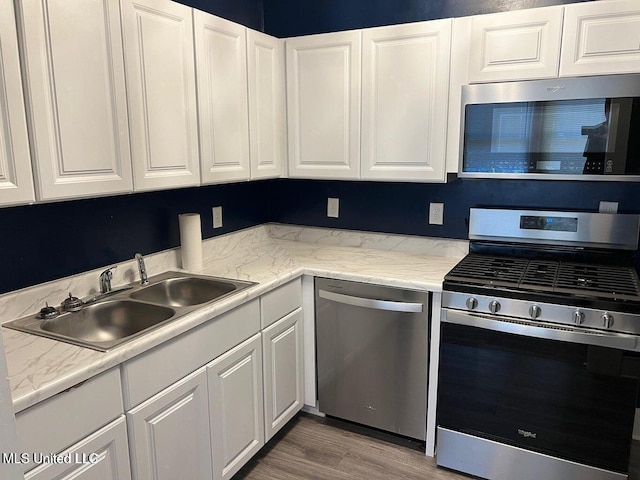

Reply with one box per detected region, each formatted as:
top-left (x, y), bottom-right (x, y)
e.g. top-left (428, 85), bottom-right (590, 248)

top-left (262, 308), bottom-right (304, 440)
top-left (25, 416), bottom-right (131, 480)
top-left (208, 333), bottom-right (265, 480)
top-left (126, 368), bottom-right (212, 480)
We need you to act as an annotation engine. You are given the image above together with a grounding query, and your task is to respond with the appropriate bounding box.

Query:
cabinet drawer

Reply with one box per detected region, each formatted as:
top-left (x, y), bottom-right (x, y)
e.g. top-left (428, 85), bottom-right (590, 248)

top-left (260, 278), bottom-right (302, 329)
top-left (122, 299), bottom-right (260, 409)
top-left (16, 368), bottom-right (123, 469)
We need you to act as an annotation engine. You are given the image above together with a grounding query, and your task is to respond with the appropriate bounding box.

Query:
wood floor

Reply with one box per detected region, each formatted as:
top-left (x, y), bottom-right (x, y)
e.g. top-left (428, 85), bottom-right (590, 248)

top-left (233, 413), bottom-right (466, 480)
top-left (235, 412), bottom-right (640, 480)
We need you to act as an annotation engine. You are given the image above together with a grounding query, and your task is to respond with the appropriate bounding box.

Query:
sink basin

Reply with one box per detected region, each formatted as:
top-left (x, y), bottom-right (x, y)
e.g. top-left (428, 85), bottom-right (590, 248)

top-left (41, 300), bottom-right (175, 344)
top-left (3, 272), bottom-right (257, 351)
top-left (130, 277), bottom-right (237, 307)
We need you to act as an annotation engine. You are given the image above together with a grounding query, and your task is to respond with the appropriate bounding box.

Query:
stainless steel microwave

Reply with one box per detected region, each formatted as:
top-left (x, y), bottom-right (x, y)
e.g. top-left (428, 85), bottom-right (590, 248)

top-left (459, 74), bottom-right (640, 181)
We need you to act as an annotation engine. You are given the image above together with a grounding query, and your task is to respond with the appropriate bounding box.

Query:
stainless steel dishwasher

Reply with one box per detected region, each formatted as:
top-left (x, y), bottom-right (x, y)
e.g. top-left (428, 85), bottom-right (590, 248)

top-left (315, 277), bottom-right (430, 440)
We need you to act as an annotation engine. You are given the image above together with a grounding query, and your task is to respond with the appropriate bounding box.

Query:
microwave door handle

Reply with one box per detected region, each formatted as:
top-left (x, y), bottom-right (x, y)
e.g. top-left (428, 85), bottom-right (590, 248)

top-left (318, 290), bottom-right (424, 313)
top-left (443, 310), bottom-right (637, 351)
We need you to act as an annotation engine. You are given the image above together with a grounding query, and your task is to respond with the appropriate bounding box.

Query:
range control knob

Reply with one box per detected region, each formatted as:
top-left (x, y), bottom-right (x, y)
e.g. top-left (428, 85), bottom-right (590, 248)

top-left (466, 297), bottom-right (478, 310)
top-left (573, 310), bottom-right (585, 326)
top-left (489, 300), bottom-right (501, 314)
top-left (529, 305), bottom-right (542, 319)
top-left (602, 313), bottom-right (614, 329)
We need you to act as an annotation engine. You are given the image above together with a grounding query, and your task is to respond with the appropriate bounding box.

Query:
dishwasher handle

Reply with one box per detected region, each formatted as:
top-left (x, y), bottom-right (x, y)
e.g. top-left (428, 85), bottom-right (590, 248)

top-left (318, 289), bottom-right (424, 313)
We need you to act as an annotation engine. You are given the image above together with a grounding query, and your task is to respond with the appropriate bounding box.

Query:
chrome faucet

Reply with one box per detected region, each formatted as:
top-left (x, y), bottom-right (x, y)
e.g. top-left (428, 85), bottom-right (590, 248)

top-left (99, 266), bottom-right (117, 293)
top-left (135, 253), bottom-right (149, 285)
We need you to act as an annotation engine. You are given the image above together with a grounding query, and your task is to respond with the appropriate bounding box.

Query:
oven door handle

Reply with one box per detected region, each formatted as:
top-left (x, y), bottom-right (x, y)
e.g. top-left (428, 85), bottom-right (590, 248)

top-left (318, 290), bottom-right (424, 313)
top-left (443, 310), bottom-right (638, 351)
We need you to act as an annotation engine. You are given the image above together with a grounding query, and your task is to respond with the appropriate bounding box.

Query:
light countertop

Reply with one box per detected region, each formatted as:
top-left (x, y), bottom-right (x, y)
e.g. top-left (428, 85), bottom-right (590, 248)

top-left (1, 224), bottom-right (467, 413)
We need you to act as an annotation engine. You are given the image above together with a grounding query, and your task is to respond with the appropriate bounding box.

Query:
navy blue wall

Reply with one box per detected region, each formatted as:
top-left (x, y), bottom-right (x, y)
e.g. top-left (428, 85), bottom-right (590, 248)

top-left (263, 0), bottom-right (595, 37)
top-left (269, 179), bottom-right (640, 239)
top-left (1, 182), bottom-right (271, 295)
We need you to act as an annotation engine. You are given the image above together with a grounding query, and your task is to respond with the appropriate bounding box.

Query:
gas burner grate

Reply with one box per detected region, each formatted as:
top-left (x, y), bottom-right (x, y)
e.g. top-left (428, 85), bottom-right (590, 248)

top-left (446, 254), bottom-right (527, 287)
top-left (520, 260), bottom-right (558, 290)
top-left (446, 254), bottom-right (640, 302)
top-left (554, 263), bottom-right (640, 300)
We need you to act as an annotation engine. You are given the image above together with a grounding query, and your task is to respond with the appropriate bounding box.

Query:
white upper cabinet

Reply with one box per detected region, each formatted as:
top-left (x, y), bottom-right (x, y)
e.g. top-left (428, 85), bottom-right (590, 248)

top-left (361, 20), bottom-right (452, 182)
top-left (0, 0), bottom-right (34, 206)
top-left (468, 6), bottom-right (564, 83)
top-left (247, 30), bottom-right (286, 180)
top-left (286, 31), bottom-right (362, 179)
top-left (121, 0), bottom-right (200, 191)
top-left (560, 0), bottom-right (640, 77)
top-left (446, 16), bottom-right (472, 174)
top-left (16, 0), bottom-right (132, 201)
top-left (195, 12), bottom-right (251, 184)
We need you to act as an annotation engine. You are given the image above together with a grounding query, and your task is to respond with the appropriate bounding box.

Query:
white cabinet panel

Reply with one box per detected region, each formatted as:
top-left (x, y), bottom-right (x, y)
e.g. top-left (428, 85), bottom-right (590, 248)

top-left (286, 31), bottom-right (361, 179)
top-left (262, 308), bottom-right (304, 440)
top-left (446, 16), bottom-right (472, 174)
top-left (0, 0), bottom-right (34, 206)
top-left (468, 6), bottom-right (563, 82)
top-left (127, 368), bottom-right (212, 480)
top-left (361, 20), bottom-right (451, 182)
top-left (560, 0), bottom-right (640, 77)
top-left (17, 0), bottom-right (132, 200)
top-left (25, 417), bottom-right (131, 480)
top-left (248, 30), bottom-right (286, 180)
top-left (195, 12), bottom-right (251, 184)
top-left (208, 333), bottom-right (264, 480)
top-left (121, 0), bottom-right (200, 191)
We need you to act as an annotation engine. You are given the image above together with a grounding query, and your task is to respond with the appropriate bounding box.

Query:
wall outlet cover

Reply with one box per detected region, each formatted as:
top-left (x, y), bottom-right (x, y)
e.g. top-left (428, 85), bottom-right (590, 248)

top-left (599, 201), bottom-right (618, 213)
top-left (327, 198), bottom-right (339, 218)
top-left (212, 206), bottom-right (223, 228)
top-left (429, 203), bottom-right (444, 225)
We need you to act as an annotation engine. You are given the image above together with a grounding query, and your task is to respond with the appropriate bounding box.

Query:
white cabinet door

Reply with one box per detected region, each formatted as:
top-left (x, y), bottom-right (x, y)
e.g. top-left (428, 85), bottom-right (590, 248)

top-left (247, 30), bottom-right (286, 180)
top-left (361, 20), bottom-right (451, 182)
top-left (468, 6), bottom-right (563, 83)
top-left (560, 0), bottom-right (640, 77)
top-left (121, 0), bottom-right (200, 191)
top-left (446, 16), bottom-right (472, 174)
top-left (127, 368), bottom-right (212, 480)
top-left (17, 0), bottom-right (132, 201)
top-left (262, 308), bottom-right (304, 440)
top-left (208, 333), bottom-right (264, 480)
top-left (25, 417), bottom-right (131, 480)
top-left (195, 12), bottom-right (251, 184)
top-left (0, 0), bottom-right (34, 207)
top-left (286, 31), bottom-right (361, 179)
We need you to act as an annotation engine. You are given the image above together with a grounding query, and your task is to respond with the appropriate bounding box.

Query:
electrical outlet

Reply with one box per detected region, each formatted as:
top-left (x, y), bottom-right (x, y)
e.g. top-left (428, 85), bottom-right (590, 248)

top-left (327, 197), bottom-right (340, 218)
top-left (599, 201), bottom-right (618, 213)
top-left (429, 203), bottom-right (444, 225)
top-left (212, 206), bottom-right (223, 228)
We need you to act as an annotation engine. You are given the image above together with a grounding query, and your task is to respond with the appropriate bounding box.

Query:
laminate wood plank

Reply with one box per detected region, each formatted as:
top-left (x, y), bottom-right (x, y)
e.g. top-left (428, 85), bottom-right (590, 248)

top-left (234, 413), bottom-right (640, 480)
top-left (233, 414), bottom-right (467, 480)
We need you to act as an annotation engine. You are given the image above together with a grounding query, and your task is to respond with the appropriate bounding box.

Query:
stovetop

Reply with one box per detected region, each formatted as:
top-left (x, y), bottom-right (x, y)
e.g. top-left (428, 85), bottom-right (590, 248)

top-left (445, 253), bottom-right (640, 303)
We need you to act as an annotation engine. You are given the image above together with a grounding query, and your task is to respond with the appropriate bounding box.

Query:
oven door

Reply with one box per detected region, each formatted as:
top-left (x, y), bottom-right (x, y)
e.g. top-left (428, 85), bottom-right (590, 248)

top-left (437, 309), bottom-right (640, 476)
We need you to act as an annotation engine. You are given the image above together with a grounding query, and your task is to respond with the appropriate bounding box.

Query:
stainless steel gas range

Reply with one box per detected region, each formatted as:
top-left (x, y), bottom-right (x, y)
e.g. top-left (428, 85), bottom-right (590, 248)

top-left (437, 208), bottom-right (640, 480)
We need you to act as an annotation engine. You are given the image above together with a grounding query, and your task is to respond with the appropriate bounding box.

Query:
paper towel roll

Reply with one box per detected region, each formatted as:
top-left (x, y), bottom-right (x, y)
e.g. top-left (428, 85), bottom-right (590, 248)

top-left (179, 213), bottom-right (203, 272)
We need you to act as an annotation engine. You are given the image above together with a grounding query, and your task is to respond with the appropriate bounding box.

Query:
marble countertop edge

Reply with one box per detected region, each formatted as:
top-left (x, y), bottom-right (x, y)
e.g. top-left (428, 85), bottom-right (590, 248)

top-left (4, 233), bottom-right (464, 413)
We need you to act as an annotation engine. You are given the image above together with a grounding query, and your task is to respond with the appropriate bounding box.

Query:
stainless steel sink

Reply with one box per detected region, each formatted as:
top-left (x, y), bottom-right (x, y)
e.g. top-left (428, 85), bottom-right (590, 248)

top-left (3, 272), bottom-right (256, 351)
top-left (129, 277), bottom-right (237, 307)
top-left (41, 300), bottom-right (175, 345)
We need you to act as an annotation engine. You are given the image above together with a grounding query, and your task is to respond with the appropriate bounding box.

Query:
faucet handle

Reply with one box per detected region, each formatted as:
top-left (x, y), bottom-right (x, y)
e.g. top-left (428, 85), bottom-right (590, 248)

top-left (135, 253), bottom-right (149, 285)
top-left (99, 265), bottom-right (117, 293)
